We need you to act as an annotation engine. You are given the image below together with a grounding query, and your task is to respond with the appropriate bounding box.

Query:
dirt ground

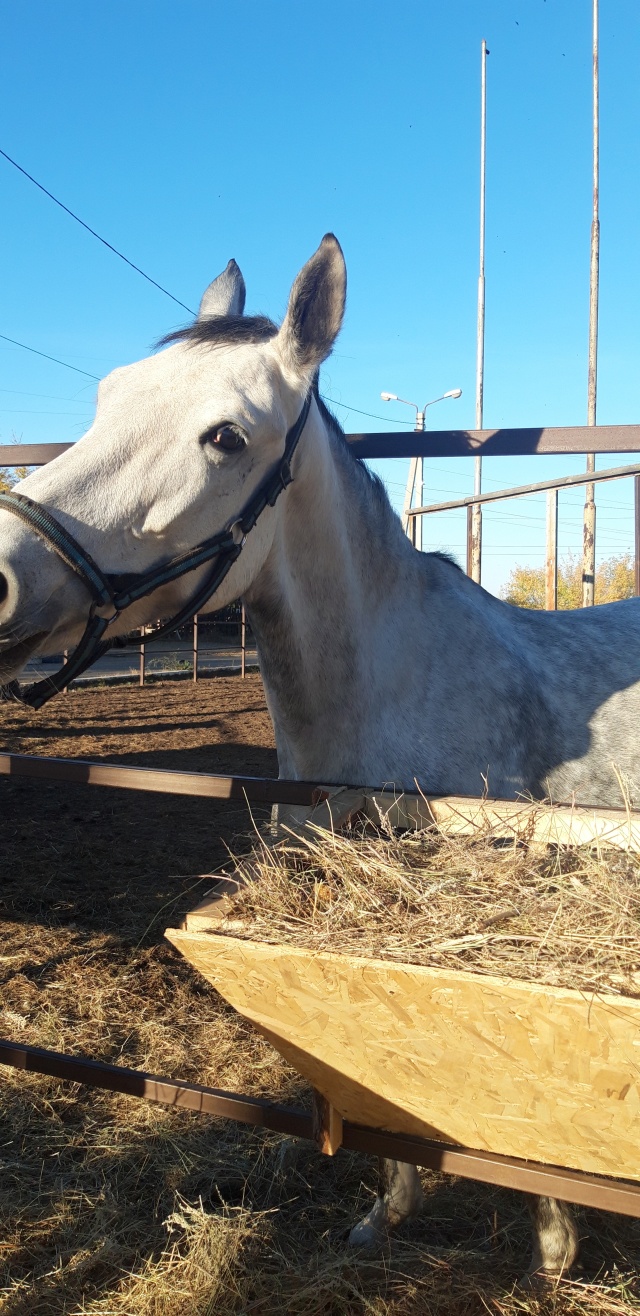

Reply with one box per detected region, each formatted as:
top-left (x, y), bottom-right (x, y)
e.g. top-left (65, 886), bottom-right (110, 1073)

top-left (1, 675), bottom-right (639, 1315)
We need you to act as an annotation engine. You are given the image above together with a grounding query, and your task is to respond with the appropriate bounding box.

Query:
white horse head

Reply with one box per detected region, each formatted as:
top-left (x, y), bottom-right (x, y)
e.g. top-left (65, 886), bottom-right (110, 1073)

top-left (0, 234), bottom-right (346, 681)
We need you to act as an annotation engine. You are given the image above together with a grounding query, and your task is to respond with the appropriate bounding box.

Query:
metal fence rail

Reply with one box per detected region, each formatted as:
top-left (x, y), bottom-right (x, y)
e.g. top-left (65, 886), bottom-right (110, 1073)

top-left (405, 461), bottom-right (640, 605)
top-left (3, 426), bottom-right (640, 642)
top-left (2, 1036), bottom-right (640, 1215)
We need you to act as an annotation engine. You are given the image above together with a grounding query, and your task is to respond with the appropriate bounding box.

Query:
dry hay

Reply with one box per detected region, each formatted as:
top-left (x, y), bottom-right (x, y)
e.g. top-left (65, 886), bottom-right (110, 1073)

top-left (223, 819), bottom-right (640, 998)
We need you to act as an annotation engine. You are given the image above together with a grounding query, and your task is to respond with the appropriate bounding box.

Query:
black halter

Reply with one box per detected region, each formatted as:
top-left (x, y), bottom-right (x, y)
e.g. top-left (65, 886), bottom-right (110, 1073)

top-left (0, 390), bottom-right (312, 710)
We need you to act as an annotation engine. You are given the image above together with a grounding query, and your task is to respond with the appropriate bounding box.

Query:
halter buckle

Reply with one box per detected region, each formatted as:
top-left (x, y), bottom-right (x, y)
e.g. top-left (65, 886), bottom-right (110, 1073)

top-left (229, 521), bottom-right (247, 548)
top-left (90, 599), bottom-right (122, 627)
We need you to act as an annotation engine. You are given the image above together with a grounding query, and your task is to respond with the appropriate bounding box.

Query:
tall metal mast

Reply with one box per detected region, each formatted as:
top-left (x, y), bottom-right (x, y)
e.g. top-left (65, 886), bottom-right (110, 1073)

top-left (469, 38), bottom-right (487, 582)
top-left (583, 0), bottom-right (599, 605)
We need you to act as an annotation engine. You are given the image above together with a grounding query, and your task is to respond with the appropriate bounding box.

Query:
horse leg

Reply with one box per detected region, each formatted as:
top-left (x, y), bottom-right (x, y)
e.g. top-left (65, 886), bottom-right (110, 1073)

top-left (524, 1196), bottom-right (580, 1282)
top-left (349, 1159), bottom-right (423, 1247)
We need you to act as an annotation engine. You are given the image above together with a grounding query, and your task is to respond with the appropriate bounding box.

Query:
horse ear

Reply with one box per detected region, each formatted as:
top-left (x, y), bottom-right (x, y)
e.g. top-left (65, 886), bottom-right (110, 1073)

top-left (277, 234), bottom-right (346, 372)
top-left (198, 259), bottom-right (246, 319)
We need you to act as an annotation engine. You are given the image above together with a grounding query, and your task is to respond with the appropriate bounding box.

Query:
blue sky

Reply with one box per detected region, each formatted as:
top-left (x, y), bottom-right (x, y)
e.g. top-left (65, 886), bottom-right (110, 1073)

top-left (0, 0), bottom-right (638, 595)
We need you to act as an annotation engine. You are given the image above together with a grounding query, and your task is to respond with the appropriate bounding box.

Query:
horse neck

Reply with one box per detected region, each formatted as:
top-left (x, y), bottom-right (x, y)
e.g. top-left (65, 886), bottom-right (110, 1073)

top-left (244, 405), bottom-right (417, 777)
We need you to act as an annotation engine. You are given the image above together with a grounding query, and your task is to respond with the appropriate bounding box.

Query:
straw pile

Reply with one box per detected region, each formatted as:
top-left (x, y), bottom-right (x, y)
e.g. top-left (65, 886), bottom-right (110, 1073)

top-left (222, 817), bottom-right (640, 997)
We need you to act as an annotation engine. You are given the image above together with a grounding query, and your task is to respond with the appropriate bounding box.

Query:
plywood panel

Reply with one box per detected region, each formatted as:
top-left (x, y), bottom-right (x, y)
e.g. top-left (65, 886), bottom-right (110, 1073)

top-left (165, 929), bottom-right (640, 1180)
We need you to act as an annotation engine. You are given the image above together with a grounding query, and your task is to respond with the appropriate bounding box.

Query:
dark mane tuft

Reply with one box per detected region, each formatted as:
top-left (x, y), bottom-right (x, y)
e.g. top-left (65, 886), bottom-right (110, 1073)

top-left (157, 315), bottom-right (278, 351)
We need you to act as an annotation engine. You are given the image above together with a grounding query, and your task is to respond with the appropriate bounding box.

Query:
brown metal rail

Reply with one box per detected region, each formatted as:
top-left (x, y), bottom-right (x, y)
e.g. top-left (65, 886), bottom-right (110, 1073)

top-left (2, 1037), bottom-right (639, 1216)
top-left (406, 461), bottom-right (640, 519)
top-left (3, 424), bottom-right (640, 470)
top-left (0, 751), bottom-right (324, 807)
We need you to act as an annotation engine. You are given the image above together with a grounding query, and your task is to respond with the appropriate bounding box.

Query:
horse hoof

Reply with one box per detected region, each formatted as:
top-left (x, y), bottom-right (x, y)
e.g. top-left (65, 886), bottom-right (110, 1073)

top-left (274, 1136), bottom-right (305, 1175)
top-left (348, 1200), bottom-right (388, 1250)
top-left (519, 1268), bottom-right (565, 1292)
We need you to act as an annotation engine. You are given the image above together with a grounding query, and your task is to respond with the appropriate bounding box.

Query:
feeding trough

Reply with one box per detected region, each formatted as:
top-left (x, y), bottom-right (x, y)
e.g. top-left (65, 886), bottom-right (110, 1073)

top-left (166, 869), bottom-right (640, 1185)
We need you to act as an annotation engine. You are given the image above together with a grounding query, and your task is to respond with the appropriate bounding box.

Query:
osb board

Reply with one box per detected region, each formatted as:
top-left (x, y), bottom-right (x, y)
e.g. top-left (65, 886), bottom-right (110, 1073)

top-left (165, 928), bottom-right (640, 1180)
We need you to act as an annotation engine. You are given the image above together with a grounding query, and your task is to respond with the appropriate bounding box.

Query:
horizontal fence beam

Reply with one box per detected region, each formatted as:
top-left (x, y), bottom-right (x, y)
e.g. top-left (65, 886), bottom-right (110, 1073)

top-left (0, 443), bottom-right (71, 465)
top-left (0, 751), bottom-right (322, 806)
top-left (2, 425), bottom-right (640, 471)
top-left (408, 461), bottom-right (640, 518)
top-left (4, 753), bottom-right (640, 854)
top-left (347, 424), bottom-right (640, 458)
top-left (2, 1037), bottom-right (640, 1216)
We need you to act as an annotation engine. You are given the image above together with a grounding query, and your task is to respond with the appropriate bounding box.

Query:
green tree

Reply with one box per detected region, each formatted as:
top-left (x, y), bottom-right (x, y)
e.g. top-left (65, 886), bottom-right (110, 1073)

top-left (501, 551), bottom-right (635, 609)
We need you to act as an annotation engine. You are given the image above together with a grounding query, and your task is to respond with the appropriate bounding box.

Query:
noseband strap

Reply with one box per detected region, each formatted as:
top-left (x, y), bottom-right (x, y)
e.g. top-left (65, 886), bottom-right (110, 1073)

top-left (0, 390), bottom-right (312, 709)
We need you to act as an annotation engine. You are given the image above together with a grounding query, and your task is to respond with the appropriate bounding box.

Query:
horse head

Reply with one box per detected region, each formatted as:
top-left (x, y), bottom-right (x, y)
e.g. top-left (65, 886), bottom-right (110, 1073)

top-left (0, 235), bottom-right (346, 687)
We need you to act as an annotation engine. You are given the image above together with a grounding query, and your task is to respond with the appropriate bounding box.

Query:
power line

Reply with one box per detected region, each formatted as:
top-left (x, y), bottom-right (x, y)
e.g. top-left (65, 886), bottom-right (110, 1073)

top-left (0, 146), bottom-right (195, 315)
top-left (0, 333), bottom-right (100, 380)
top-left (322, 395), bottom-right (415, 426)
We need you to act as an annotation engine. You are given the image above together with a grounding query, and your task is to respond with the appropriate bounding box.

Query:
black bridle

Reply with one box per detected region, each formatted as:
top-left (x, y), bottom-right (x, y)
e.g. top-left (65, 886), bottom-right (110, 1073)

top-left (0, 390), bottom-right (312, 710)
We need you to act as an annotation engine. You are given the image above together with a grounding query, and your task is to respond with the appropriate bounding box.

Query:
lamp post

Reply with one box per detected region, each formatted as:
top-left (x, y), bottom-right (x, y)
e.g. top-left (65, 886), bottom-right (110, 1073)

top-left (381, 388), bottom-right (462, 433)
top-left (381, 388), bottom-right (462, 549)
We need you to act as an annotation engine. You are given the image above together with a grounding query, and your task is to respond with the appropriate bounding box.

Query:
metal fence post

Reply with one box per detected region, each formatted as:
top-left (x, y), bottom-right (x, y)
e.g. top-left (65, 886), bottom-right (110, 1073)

top-left (546, 489), bottom-right (558, 610)
top-left (241, 605), bottom-right (246, 679)
top-left (193, 614), bottom-right (199, 683)
top-left (139, 628), bottom-right (145, 687)
top-left (635, 476), bottom-right (640, 597)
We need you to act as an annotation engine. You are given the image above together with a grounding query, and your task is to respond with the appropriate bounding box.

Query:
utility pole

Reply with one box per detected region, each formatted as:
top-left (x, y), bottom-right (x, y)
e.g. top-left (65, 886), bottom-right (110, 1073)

top-left (583, 0), bottom-right (599, 606)
top-left (468, 38), bottom-right (487, 582)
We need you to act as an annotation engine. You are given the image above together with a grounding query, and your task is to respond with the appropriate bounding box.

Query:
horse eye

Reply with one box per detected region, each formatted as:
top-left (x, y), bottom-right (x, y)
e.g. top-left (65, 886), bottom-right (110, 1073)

top-left (203, 425), bottom-right (246, 453)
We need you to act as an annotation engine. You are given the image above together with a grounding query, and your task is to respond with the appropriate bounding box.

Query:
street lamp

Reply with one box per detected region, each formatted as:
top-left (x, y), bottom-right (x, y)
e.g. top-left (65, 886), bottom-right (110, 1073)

top-left (380, 387), bottom-right (463, 550)
top-left (380, 388), bottom-right (462, 432)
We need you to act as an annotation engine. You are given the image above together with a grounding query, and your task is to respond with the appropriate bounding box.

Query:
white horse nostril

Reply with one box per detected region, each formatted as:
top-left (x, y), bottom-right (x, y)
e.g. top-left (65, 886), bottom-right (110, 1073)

top-left (0, 573), bottom-right (8, 608)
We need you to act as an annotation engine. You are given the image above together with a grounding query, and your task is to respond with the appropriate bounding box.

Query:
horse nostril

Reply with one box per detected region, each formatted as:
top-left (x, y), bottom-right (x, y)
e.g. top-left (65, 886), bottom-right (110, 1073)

top-left (0, 572), bottom-right (8, 608)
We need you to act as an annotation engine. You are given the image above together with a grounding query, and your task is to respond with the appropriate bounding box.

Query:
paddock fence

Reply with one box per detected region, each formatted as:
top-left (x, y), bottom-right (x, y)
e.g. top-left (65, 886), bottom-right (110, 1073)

top-left (3, 422), bottom-right (640, 675)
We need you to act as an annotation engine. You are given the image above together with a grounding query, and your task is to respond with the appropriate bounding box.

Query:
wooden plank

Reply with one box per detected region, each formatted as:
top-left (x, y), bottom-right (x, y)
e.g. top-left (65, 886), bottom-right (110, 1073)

top-left (183, 876), bottom-right (246, 932)
top-left (271, 788), bottom-right (367, 841)
top-left (165, 931), bottom-right (640, 1182)
top-left (312, 1088), bottom-right (343, 1155)
top-left (367, 792), bottom-right (640, 854)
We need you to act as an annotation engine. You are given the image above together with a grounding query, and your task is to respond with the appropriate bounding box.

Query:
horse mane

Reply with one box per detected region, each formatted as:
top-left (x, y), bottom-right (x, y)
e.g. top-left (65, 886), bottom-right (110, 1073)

top-left (157, 315), bottom-right (278, 350)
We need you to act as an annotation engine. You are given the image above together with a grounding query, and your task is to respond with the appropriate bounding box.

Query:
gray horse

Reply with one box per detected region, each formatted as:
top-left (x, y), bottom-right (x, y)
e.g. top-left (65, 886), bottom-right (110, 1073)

top-left (1, 235), bottom-right (638, 1278)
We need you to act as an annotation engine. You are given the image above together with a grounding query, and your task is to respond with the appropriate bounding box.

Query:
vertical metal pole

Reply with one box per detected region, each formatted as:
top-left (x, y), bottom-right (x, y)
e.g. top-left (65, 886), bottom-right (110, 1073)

top-left (635, 476), bottom-right (640, 597)
top-left (402, 457), bottom-right (418, 540)
top-left (193, 613), bottom-right (199, 683)
top-left (415, 456), bottom-right (423, 551)
top-left (139, 628), bottom-right (145, 687)
top-left (241, 604), bottom-right (246, 679)
top-left (63, 650), bottom-right (69, 694)
top-left (470, 38), bottom-right (487, 583)
top-left (546, 489), bottom-right (558, 610)
top-left (583, 0), bottom-right (599, 607)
